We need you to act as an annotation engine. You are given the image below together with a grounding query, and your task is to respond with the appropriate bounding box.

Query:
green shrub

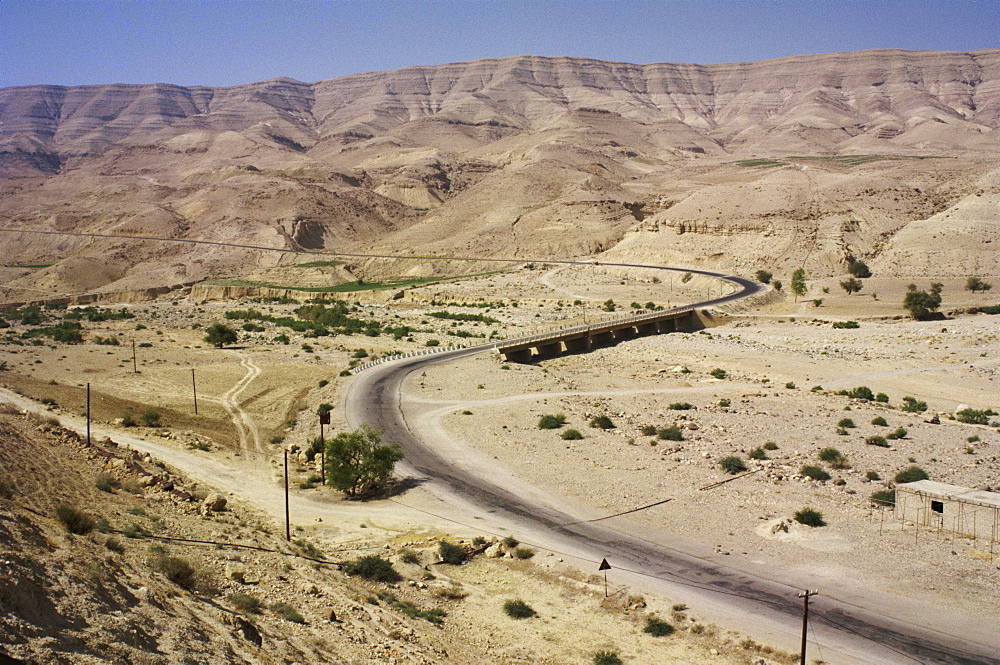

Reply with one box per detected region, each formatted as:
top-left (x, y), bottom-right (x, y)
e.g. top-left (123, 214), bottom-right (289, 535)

top-left (121, 414), bottom-right (137, 427)
top-left (870, 489), bottom-right (896, 506)
top-left (538, 413), bottom-right (567, 429)
top-left (514, 547), bottom-right (535, 559)
top-left (590, 415), bottom-right (615, 429)
top-left (886, 427), bottom-right (907, 440)
top-left (658, 426), bottom-right (683, 441)
top-left (894, 466), bottom-right (929, 484)
top-left (503, 599), bottom-right (536, 619)
top-left (56, 505), bottom-right (95, 535)
top-left (0, 479), bottom-right (15, 500)
top-left (123, 523), bottom-right (149, 539)
top-left (643, 615), bottom-right (675, 636)
top-left (342, 555), bottom-right (401, 583)
top-left (865, 435), bottom-right (889, 448)
top-left (866, 471), bottom-right (881, 481)
top-left (560, 428), bottom-right (583, 440)
top-left (748, 447), bottom-right (768, 460)
top-left (710, 368), bottom-right (727, 379)
top-left (271, 601), bottom-right (305, 623)
top-left (431, 539), bottom-right (464, 564)
top-left (104, 537), bottom-right (125, 553)
top-left (593, 651), bottom-right (623, 665)
top-left (901, 396), bottom-right (927, 412)
top-left (800, 466), bottom-right (831, 481)
top-left (968, 435), bottom-right (981, 443)
top-left (140, 410), bottom-right (161, 427)
top-left (846, 386), bottom-right (874, 401)
top-left (640, 424), bottom-right (658, 436)
top-left (425, 339), bottom-right (440, 347)
top-left (718, 398), bottom-right (731, 407)
top-left (817, 448), bottom-right (844, 464)
top-left (832, 320), bottom-right (860, 329)
top-left (785, 381), bottom-right (796, 389)
top-left (719, 456), bottom-right (746, 474)
top-left (956, 408), bottom-right (997, 425)
top-left (876, 393), bottom-right (890, 403)
top-left (794, 508), bottom-right (826, 527)
top-left (763, 441), bottom-right (778, 450)
top-left (837, 418), bottom-right (856, 429)
top-left (228, 592), bottom-right (262, 614)
top-left (871, 416), bottom-right (888, 426)
top-left (669, 402), bottom-right (694, 410)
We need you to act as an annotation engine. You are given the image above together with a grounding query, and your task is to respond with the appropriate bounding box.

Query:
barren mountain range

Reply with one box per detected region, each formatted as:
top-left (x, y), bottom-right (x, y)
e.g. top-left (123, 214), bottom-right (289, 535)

top-left (1, 49), bottom-right (999, 298)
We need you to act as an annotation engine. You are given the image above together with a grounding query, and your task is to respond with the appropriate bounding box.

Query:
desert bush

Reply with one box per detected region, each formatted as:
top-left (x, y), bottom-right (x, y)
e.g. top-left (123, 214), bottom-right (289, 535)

top-left (95, 474), bottom-right (119, 493)
top-left (433, 582), bottom-right (468, 600)
top-left (514, 547), bottom-right (535, 560)
top-left (832, 320), bottom-right (860, 329)
top-left (140, 410), bottom-right (161, 427)
top-left (837, 418), bottom-right (856, 429)
top-left (894, 466), bottom-right (929, 484)
top-left (748, 447), bottom-right (768, 460)
top-left (104, 536), bottom-right (125, 553)
top-left (870, 489), bottom-right (896, 506)
top-left (794, 508), bottom-right (826, 527)
top-left (763, 441), bottom-right (778, 450)
top-left (502, 535), bottom-right (519, 548)
top-left (818, 447), bottom-right (843, 463)
top-left (503, 599), bottom-right (536, 619)
top-left (968, 435), bottom-right (981, 443)
top-left (342, 555), bottom-right (401, 583)
top-left (800, 466), bottom-right (831, 481)
top-left (710, 368), bottom-right (727, 379)
top-left (538, 413), bottom-right (566, 429)
top-left (876, 393), bottom-right (889, 403)
top-left (871, 416), bottom-right (888, 426)
top-left (438, 540), bottom-right (466, 565)
top-left (658, 426), bottom-right (683, 441)
top-left (718, 398), bottom-right (731, 407)
top-left (0, 478), bottom-right (14, 500)
top-left (865, 435), bottom-right (889, 448)
top-left (669, 402), bottom-right (694, 410)
top-left (593, 651), bottom-right (622, 665)
top-left (643, 615), bottom-right (675, 636)
top-left (719, 456), bottom-right (746, 474)
top-left (845, 386), bottom-right (874, 401)
top-left (124, 523), bottom-right (149, 538)
top-left (886, 427), bottom-right (908, 440)
top-left (56, 504), bottom-right (95, 535)
top-left (866, 471), bottom-right (881, 481)
top-left (271, 601), bottom-right (305, 623)
top-left (956, 408), bottom-right (997, 425)
top-left (755, 270), bottom-right (772, 284)
top-left (901, 396), bottom-right (927, 412)
top-left (560, 428), bottom-right (583, 440)
top-left (590, 415), bottom-right (615, 429)
top-left (399, 548), bottom-right (420, 564)
top-left (640, 424), bottom-right (658, 436)
top-left (228, 592), bottom-right (262, 614)
top-left (155, 555), bottom-right (197, 590)
top-left (785, 381), bottom-right (796, 389)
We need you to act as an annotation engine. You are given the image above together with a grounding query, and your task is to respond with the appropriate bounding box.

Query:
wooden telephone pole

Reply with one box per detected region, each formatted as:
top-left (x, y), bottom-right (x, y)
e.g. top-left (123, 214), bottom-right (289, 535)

top-left (799, 589), bottom-right (818, 665)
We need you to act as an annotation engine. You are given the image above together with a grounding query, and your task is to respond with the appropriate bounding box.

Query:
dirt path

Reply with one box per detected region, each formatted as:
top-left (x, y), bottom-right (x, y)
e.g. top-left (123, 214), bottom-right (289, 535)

top-left (219, 353), bottom-right (262, 452)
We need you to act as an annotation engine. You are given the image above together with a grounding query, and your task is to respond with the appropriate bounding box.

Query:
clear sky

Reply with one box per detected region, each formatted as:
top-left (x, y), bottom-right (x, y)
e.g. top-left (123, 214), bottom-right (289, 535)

top-left (2, 0), bottom-right (998, 88)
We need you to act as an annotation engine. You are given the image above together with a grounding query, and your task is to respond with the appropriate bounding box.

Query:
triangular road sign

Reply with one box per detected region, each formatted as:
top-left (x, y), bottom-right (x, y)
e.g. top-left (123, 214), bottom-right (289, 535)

top-left (598, 558), bottom-right (611, 571)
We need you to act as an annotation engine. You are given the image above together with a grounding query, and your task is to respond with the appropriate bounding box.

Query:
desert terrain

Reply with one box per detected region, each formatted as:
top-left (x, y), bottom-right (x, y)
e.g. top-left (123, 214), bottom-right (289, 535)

top-left (1, 48), bottom-right (1000, 664)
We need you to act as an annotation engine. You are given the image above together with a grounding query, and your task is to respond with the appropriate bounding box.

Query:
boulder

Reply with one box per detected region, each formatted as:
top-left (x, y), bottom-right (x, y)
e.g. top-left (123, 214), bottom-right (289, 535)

top-left (203, 493), bottom-right (227, 513)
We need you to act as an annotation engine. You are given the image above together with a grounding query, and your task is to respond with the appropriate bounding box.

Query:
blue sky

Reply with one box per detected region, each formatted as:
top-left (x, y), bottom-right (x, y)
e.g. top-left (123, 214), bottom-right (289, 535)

top-left (2, 0), bottom-right (998, 88)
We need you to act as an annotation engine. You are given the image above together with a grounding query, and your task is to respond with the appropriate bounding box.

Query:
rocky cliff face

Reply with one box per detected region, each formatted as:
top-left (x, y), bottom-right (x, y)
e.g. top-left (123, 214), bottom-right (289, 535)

top-left (1, 50), bottom-right (999, 297)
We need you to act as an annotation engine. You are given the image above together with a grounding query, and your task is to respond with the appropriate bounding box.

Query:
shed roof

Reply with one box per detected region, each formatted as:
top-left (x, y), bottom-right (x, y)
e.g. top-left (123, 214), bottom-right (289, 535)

top-left (897, 480), bottom-right (1000, 509)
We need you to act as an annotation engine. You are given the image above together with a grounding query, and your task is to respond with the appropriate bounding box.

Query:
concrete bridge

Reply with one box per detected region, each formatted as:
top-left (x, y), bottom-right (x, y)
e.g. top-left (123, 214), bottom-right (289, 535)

top-left (496, 306), bottom-right (713, 363)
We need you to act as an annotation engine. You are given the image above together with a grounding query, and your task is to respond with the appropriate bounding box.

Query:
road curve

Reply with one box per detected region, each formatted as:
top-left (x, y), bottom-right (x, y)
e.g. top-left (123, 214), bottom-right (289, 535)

top-left (344, 265), bottom-right (999, 665)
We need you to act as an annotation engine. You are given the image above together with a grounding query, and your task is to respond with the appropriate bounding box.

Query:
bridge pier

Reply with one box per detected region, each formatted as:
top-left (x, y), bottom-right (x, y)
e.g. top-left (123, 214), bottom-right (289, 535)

top-left (535, 341), bottom-right (562, 359)
top-left (563, 335), bottom-right (592, 354)
top-left (502, 348), bottom-right (534, 363)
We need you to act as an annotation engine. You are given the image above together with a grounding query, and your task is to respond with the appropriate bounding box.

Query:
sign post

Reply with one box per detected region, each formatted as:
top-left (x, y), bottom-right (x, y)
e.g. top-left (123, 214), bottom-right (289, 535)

top-left (598, 558), bottom-right (611, 597)
top-left (319, 411), bottom-right (330, 485)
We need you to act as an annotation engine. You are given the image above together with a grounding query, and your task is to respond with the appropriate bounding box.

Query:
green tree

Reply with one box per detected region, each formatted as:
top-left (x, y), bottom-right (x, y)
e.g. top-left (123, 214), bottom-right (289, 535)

top-left (204, 322), bottom-right (238, 348)
top-left (840, 277), bottom-right (863, 295)
top-left (790, 268), bottom-right (807, 301)
top-left (755, 269), bottom-right (772, 284)
top-left (965, 276), bottom-right (993, 293)
top-left (902, 283), bottom-right (943, 320)
top-left (324, 424), bottom-right (403, 498)
top-left (848, 261), bottom-right (871, 278)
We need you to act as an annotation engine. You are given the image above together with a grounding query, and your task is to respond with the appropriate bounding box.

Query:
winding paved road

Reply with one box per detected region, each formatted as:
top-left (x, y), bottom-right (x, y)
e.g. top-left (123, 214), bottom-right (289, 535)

top-left (345, 264), bottom-right (999, 665)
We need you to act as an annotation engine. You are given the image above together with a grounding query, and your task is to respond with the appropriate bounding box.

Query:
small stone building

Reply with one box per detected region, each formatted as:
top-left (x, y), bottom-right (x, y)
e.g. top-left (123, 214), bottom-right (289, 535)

top-left (896, 480), bottom-right (1000, 542)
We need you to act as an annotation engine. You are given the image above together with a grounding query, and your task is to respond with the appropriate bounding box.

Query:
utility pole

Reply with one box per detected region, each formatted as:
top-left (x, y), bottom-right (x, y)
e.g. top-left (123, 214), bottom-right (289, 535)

top-left (283, 448), bottom-right (290, 541)
top-left (131, 339), bottom-right (137, 374)
top-left (86, 383), bottom-right (91, 445)
top-left (799, 589), bottom-right (818, 665)
top-left (191, 368), bottom-right (198, 415)
top-left (319, 411), bottom-right (329, 485)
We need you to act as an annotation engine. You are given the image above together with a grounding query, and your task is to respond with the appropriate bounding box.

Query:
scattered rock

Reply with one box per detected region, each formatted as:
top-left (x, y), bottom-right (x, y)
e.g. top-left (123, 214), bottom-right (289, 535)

top-left (202, 493), bottom-right (227, 513)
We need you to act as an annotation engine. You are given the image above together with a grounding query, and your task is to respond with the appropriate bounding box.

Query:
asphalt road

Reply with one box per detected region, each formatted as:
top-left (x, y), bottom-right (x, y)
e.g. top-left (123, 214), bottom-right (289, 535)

top-left (344, 266), bottom-right (1000, 665)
